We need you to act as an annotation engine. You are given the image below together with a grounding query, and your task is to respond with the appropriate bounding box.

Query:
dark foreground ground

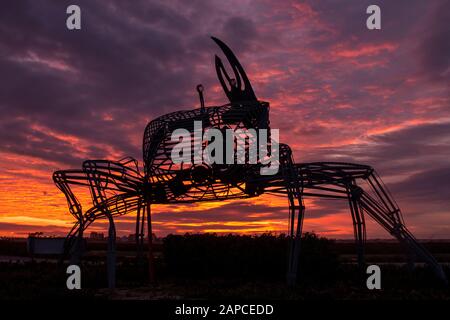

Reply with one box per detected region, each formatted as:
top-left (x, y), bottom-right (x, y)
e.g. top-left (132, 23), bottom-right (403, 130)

top-left (0, 233), bottom-right (449, 300)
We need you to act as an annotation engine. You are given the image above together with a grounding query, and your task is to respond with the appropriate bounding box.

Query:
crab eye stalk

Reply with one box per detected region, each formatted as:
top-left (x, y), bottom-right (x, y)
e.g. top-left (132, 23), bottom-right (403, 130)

top-left (196, 84), bottom-right (205, 113)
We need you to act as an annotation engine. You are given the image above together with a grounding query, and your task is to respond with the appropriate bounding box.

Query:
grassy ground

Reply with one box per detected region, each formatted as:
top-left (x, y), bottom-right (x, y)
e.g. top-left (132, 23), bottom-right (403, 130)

top-left (0, 261), bottom-right (449, 300)
top-left (0, 233), bottom-right (449, 300)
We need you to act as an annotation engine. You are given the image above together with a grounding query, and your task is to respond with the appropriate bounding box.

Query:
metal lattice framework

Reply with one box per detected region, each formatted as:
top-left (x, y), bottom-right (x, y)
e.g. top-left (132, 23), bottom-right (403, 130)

top-left (54, 37), bottom-right (447, 288)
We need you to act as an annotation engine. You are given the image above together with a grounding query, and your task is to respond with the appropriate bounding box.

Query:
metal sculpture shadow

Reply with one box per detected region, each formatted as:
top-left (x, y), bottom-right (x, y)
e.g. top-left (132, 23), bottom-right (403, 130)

top-left (54, 37), bottom-right (447, 288)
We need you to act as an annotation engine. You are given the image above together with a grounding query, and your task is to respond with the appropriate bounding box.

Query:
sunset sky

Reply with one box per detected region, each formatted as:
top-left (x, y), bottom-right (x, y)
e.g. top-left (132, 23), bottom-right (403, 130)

top-left (0, 0), bottom-right (449, 238)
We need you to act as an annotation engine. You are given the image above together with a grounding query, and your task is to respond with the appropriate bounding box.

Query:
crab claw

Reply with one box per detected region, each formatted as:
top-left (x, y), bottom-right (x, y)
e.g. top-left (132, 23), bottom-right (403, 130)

top-left (212, 36), bottom-right (257, 104)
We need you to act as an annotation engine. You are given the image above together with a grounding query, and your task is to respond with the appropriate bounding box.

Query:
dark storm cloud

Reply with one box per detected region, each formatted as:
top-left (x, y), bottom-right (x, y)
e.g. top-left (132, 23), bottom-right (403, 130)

top-left (0, 0), bottom-right (210, 164)
top-left (0, 117), bottom-right (86, 166)
top-left (390, 165), bottom-right (450, 204)
top-left (0, 0), bottom-right (268, 167)
top-left (296, 120), bottom-right (450, 225)
top-left (302, 121), bottom-right (450, 175)
top-left (307, 0), bottom-right (431, 44)
top-left (417, 1), bottom-right (450, 82)
top-left (221, 16), bottom-right (259, 51)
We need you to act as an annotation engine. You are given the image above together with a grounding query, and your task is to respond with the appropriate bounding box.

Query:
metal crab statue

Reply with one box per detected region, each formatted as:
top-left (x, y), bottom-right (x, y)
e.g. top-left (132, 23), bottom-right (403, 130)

top-left (54, 37), bottom-right (447, 288)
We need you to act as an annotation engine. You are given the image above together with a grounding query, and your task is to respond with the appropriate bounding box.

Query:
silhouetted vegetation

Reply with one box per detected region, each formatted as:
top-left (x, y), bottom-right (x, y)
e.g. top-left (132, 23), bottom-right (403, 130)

top-left (162, 232), bottom-right (338, 284)
top-left (0, 234), bottom-right (449, 299)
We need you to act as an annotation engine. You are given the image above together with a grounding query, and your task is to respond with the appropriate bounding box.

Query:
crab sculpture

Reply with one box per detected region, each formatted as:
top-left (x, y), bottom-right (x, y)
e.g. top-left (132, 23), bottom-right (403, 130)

top-left (54, 37), bottom-right (446, 288)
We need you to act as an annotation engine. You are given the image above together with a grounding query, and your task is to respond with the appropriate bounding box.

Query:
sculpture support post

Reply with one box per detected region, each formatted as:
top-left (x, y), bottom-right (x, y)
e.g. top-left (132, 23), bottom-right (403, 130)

top-left (136, 203), bottom-right (142, 259)
top-left (146, 202), bottom-right (155, 284)
top-left (69, 224), bottom-right (83, 266)
top-left (287, 202), bottom-right (304, 286)
top-left (294, 204), bottom-right (304, 277)
top-left (106, 214), bottom-right (116, 289)
top-left (280, 144), bottom-right (304, 286)
top-left (346, 184), bottom-right (366, 272)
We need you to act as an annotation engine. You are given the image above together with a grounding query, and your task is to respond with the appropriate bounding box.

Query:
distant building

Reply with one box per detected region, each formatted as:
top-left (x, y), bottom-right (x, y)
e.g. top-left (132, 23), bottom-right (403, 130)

top-left (28, 232), bottom-right (44, 238)
top-left (27, 236), bottom-right (65, 255)
top-left (126, 233), bottom-right (158, 242)
top-left (89, 232), bottom-right (105, 240)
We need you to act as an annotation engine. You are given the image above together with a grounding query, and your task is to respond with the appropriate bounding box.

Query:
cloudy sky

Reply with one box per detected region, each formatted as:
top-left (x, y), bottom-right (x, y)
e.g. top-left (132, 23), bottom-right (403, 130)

top-left (0, 0), bottom-right (449, 238)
